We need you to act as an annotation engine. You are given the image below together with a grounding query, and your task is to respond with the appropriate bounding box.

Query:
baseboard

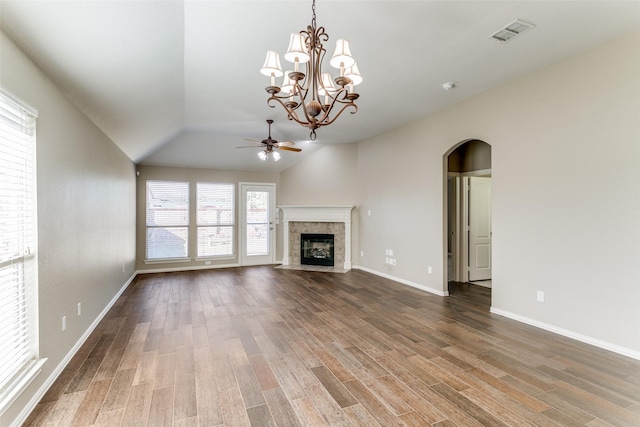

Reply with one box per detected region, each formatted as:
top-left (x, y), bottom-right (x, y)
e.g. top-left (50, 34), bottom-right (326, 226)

top-left (354, 265), bottom-right (448, 296)
top-left (12, 272), bottom-right (137, 427)
top-left (490, 307), bottom-right (640, 361)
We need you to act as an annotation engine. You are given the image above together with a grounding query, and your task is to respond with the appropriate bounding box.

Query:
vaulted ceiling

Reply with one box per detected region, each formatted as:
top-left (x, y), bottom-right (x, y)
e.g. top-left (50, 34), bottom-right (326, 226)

top-left (2, 1), bottom-right (639, 172)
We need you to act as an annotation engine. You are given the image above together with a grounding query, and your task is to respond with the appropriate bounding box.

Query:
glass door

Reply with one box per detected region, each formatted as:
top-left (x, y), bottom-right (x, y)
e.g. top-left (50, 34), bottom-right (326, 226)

top-left (240, 183), bottom-right (275, 265)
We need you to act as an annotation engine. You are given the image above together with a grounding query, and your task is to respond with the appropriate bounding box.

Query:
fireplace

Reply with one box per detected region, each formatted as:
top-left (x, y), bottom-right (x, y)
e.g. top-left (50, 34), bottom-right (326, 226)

top-left (278, 205), bottom-right (354, 270)
top-left (301, 234), bottom-right (335, 266)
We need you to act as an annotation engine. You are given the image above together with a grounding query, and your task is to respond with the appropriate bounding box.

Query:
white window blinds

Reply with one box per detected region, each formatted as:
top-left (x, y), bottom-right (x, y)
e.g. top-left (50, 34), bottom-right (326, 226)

top-left (0, 88), bottom-right (45, 415)
top-left (197, 183), bottom-right (234, 257)
top-left (146, 180), bottom-right (189, 260)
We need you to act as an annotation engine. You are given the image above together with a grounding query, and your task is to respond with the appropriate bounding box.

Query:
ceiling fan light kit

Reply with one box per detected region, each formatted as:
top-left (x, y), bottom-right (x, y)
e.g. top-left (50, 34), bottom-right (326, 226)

top-left (260, 0), bottom-right (362, 141)
top-left (238, 119), bottom-right (302, 162)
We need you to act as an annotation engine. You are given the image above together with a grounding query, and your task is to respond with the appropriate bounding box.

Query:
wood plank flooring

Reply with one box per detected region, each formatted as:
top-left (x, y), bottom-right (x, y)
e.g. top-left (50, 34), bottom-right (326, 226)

top-left (24, 267), bottom-right (640, 426)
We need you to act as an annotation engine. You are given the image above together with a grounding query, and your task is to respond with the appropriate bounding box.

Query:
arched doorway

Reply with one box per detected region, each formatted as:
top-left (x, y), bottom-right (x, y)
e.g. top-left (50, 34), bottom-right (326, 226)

top-left (444, 140), bottom-right (492, 294)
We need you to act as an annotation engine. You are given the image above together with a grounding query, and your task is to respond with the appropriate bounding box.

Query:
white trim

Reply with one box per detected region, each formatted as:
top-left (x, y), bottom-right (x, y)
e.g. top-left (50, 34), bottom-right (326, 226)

top-left (194, 256), bottom-right (236, 262)
top-left (11, 272), bottom-right (137, 427)
top-left (0, 87), bottom-right (38, 117)
top-left (463, 168), bottom-right (492, 177)
top-left (137, 263), bottom-right (241, 274)
top-left (0, 359), bottom-right (46, 417)
top-left (355, 266), bottom-right (449, 297)
top-left (490, 307), bottom-right (640, 361)
top-left (462, 176), bottom-right (470, 282)
top-left (240, 182), bottom-right (276, 266)
top-left (278, 205), bottom-right (355, 270)
top-left (144, 257), bottom-right (191, 265)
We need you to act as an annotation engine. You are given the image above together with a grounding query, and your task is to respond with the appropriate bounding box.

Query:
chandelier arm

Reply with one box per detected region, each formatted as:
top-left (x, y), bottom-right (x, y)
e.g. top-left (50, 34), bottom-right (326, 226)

top-left (325, 88), bottom-right (354, 106)
top-left (318, 102), bottom-right (358, 127)
top-left (315, 87), bottom-right (353, 123)
top-left (266, 95), bottom-right (309, 127)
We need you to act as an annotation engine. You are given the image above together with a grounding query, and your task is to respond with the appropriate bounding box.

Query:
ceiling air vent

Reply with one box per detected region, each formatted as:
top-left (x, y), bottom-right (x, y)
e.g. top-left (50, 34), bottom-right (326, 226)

top-left (490, 19), bottom-right (535, 43)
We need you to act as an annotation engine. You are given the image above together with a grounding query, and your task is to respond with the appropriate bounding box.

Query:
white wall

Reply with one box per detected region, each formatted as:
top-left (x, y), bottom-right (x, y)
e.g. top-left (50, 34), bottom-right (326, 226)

top-left (355, 33), bottom-right (640, 355)
top-left (1, 32), bottom-right (137, 426)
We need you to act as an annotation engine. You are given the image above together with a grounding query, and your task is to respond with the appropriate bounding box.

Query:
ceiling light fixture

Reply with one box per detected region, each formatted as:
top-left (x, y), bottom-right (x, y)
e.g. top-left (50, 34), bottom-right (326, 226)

top-left (260, 0), bottom-right (362, 141)
top-left (258, 147), bottom-right (281, 162)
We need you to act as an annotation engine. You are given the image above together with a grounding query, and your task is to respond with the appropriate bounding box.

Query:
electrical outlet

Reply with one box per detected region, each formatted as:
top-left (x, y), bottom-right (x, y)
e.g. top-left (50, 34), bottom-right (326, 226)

top-left (62, 316), bottom-right (66, 331)
top-left (537, 291), bottom-right (544, 302)
top-left (122, 264), bottom-right (125, 273)
top-left (428, 266), bottom-right (432, 274)
top-left (367, 210), bottom-right (371, 216)
top-left (360, 251), bottom-right (364, 257)
top-left (77, 303), bottom-right (81, 316)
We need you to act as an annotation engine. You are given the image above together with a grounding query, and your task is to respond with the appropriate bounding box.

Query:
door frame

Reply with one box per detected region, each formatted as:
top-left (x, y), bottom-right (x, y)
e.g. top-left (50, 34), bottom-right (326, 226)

top-left (239, 182), bottom-right (276, 266)
top-left (447, 170), bottom-right (491, 283)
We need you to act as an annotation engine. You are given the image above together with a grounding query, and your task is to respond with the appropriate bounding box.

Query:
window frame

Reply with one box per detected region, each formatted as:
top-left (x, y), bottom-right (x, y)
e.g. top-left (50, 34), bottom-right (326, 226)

top-left (0, 87), bottom-right (46, 416)
top-left (196, 182), bottom-right (235, 259)
top-left (145, 180), bottom-right (190, 262)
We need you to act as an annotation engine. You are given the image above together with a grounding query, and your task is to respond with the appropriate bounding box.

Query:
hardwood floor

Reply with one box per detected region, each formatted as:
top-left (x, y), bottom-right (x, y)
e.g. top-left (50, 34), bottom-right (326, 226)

top-left (24, 267), bottom-right (640, 426)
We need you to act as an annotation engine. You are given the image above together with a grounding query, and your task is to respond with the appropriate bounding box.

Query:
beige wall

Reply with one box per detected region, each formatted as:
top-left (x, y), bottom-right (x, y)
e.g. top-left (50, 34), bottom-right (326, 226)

top-left (278, 144), bottom-right (360, 263)
top-left (135, 165), bottom-right (280, 271)
top-left (355, 33), bottom-right (640, 354)
top-left (1, 32), bottom-right (137, 426)
top-left (278, 144), bottom-right (359, 205)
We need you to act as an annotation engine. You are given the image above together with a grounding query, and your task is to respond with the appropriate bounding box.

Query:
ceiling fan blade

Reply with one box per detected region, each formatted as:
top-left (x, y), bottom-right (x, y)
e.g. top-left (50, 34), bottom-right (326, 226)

top-left (244, 138), bottom-right (263, 145)
top-left (278, 146), bottom-right (302, 152)
top-left (236, 146), bottom-right (261, 149)
top-left (276, 140), bottom-right (295, 147)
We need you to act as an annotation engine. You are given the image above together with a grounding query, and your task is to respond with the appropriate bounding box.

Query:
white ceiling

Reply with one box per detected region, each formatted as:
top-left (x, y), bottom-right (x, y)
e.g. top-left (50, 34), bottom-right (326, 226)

top-left (2, 1), bottom-right (639, 172)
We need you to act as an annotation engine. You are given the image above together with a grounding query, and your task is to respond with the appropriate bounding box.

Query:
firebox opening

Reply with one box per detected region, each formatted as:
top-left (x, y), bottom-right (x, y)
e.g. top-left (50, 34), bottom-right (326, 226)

top-left (301, 233), bottom-right (335, 266)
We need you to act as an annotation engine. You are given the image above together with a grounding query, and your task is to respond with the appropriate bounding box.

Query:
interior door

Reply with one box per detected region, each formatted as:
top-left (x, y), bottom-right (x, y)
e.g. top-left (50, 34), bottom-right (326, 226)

top-left (468, 176), bottom-right (492, 281)
top-left (240, 183), bottom-right (276, 266)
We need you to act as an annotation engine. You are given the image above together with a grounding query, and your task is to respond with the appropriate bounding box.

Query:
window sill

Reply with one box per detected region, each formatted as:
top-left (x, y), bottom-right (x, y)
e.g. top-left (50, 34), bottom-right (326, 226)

top-left (0, 358), bottom-right (47, 416)
top-left (195, 256), bottom-right (236, 262)
top-left (144, 257), bottom-right (191, 265)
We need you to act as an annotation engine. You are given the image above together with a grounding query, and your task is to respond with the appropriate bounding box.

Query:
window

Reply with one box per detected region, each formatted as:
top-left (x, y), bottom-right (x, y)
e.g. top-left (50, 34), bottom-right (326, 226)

top-left (0, 88), bottom-right (45, 414)
top-left (197, 183), bottom-right (234, 257)
top-left (146, 181), bottom-right (189, 260)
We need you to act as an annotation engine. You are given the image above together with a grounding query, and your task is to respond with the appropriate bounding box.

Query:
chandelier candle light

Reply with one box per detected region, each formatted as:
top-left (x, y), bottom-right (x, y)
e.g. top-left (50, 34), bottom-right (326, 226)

top-left (260, 0), bottom-right (362, 141)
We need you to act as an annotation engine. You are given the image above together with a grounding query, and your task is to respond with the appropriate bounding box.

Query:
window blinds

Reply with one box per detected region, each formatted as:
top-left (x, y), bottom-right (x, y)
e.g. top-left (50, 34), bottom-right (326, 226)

top-left (146, 180), bottom-right (189, 260)
top-left (197, 183), bottom-right (234, 257)
top-left (0, 88), bottom-right (43, 414)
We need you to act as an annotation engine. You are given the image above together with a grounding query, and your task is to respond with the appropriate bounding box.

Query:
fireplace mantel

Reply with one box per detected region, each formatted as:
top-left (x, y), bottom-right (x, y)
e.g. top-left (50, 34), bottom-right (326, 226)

top-left (278, 205), bottom-right (355, 270)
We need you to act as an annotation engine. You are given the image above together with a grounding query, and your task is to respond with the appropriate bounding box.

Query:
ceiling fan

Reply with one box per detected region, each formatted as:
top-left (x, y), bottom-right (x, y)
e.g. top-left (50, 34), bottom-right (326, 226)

top-left (238, 119), bottom-right (302, 161)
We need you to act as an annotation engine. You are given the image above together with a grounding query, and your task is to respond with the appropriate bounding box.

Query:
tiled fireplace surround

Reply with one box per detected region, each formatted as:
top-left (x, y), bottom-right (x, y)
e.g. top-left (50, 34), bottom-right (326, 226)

top-left (279, 206), bottom-right (354, 270)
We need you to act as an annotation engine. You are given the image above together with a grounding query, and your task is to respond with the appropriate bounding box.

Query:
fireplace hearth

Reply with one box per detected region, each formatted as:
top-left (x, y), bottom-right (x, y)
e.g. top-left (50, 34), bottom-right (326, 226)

top-left (301, 234), bottom-right (335, 266)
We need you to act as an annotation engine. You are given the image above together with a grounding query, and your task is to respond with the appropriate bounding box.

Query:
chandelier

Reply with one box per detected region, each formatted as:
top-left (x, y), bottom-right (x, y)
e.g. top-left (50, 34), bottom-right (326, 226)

top-left (260, 0), bottom-right (362, 141)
